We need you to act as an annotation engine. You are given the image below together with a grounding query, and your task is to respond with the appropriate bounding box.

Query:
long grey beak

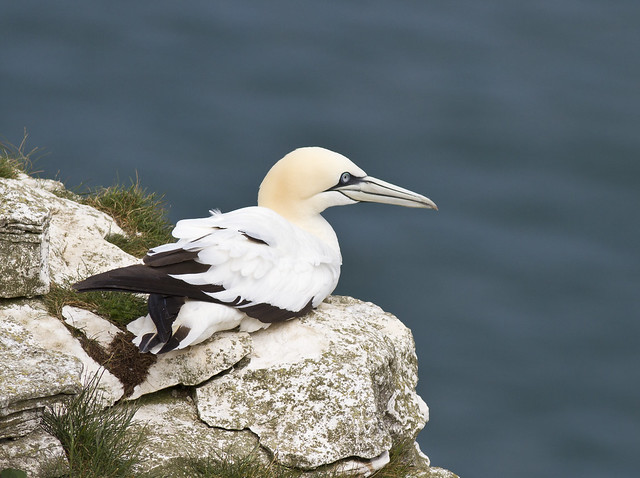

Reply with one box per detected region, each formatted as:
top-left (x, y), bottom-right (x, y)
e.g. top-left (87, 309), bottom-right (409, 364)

top-left (335, 175), bottom-right (438, 210)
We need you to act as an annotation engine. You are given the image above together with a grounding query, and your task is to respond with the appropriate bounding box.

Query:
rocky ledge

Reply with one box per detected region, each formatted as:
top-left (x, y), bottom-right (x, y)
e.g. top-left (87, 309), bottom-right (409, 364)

top-left (0, 173), bottom-right (457, 477)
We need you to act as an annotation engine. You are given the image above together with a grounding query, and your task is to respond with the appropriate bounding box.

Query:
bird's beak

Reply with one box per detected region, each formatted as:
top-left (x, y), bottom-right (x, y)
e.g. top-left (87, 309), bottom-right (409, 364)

top-left (335, 176), bottom-right (438, 210)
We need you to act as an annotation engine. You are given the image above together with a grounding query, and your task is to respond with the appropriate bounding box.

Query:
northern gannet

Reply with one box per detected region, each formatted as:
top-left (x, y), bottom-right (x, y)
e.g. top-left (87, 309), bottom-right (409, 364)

top-left (74, 147), bottom-right (437, 354)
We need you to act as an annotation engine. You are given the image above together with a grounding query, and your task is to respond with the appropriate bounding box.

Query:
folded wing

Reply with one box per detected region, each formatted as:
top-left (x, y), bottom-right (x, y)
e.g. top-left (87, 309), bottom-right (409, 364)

top-left (73, 207), bottom-right (341, 335)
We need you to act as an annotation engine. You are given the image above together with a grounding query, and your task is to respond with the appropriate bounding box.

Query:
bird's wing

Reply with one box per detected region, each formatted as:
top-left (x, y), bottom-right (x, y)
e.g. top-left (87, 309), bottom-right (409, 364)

top-left (144, 207), bottom-right (341, 322)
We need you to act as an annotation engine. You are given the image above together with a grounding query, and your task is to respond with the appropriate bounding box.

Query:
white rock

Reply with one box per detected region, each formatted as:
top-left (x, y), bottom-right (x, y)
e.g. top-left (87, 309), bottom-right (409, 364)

top-left (0, 179), bottom-right (51, 297)
top-left (195, 296), bottom-right (429, 470)
top-left (44, 195), bottom-right (139, 285)
top-left (0, 315), bottom-right (81, 439)
top-left (132, 390), bottom-right (267, 474)
top-left (3, 302), bottom-right (125, 405)
top-left (333, 451), bottom-right (390, 477)
top-left (62, 305), bottom-right (122, 349)
top-left (0, 427), bottom-right (67, 476)
top-left (127, 331), bottom-right (253, 400)
top-left (132, 390), bottom-right (397, 477)
top-left (2, 174), bottom-right (139, 284)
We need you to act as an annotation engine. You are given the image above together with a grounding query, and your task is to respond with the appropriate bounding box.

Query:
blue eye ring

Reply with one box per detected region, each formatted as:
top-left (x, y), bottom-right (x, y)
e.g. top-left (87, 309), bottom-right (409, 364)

top-left (340, 172), bottom-right (351, 184)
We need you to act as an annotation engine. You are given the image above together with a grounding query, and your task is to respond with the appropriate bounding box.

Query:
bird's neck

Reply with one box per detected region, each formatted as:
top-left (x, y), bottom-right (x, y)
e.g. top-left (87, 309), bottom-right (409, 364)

top-left (297, 214), bottom-right (340, 252)
top-left (276, 209), bottom-right (341, 256)
top-left (258, 191), bottom-right (341, 255)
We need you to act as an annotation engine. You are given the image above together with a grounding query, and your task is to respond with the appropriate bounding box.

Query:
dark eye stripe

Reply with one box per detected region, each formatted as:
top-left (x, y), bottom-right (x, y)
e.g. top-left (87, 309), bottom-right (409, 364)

top-left (325, 172), bottom-right (362, 192)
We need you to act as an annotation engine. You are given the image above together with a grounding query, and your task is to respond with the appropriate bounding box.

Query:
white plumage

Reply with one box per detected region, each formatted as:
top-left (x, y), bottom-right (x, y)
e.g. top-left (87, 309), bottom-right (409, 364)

top-left (74, 147), bottom-right (437, 354)
top-left (167, 207), bottom-right (340, 311)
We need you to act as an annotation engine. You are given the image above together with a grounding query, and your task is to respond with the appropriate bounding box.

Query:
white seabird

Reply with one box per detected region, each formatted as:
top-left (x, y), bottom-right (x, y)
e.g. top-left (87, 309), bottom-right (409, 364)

top-left (74, 147), bottom-right (437, 354)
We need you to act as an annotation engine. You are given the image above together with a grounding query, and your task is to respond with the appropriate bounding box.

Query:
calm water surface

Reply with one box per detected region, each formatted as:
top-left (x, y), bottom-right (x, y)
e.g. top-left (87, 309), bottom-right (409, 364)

top-left (2, 2), bottom-right (639, 477)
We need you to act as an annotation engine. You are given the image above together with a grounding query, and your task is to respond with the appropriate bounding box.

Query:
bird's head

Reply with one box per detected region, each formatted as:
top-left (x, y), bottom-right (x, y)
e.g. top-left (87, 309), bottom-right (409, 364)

top-left (258, 147), bottom-right (437, 221)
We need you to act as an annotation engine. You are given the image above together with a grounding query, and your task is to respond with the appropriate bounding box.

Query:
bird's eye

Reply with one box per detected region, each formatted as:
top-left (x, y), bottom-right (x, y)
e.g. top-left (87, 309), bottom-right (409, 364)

top-left (340, 172), bottom-right (351, 184)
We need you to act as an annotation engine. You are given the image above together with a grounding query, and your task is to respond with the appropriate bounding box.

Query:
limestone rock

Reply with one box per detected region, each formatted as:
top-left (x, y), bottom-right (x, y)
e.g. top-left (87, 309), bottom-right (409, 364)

top-left (1, 174), bottom-right (138, 285)
top-left (2, 302), bottom-right (124, 405)
top-left (0, 316), bottom-right (81, 440)
top-left (61, 305), bottom-right (122, 349)
top-left (195, 296), bottom-right (429, 470)
top-left (132, 390), bottom-right (396, 477)
top-left (0, 179), bottom-right (51, 297)
top-left (44, 190), bottom-right (138, 284)
top-left (0, 428), bottom-right (66, 477)
top-left (127, 331), bottom-right (253, 400)
top-left (132, 390), bottom-right (267, 474)
top-left (332, 452), bottom-right (391, 477)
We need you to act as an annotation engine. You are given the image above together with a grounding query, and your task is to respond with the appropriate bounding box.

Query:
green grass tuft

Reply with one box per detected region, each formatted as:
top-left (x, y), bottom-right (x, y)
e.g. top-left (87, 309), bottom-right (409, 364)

top-left (82, 289), bottom-right (148, 327)
top-left (0, 131), bottom-right (43, 179)
top-left (44, 281), bottom-right (147, 329)
top-left (371, 439), bottom-right (417, 477)
top-left (84, 178), bottom-right (174, 257)
top-left (0, 155), bottom-right (19, 179)
top-left (41, 374), bottom-right (147, 478)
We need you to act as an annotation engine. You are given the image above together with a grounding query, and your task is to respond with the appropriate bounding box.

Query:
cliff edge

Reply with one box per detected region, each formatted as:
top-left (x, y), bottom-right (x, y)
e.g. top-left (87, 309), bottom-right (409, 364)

top-left (0, 173), bottom-right (457, 477)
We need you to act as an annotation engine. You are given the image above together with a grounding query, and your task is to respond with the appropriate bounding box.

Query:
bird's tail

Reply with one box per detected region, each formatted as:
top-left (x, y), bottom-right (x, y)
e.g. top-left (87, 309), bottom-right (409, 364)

top-left (73, 264), bottom-right (216, 300)
top-left (73, 264), bottom-right (153, 293)
top-left (73, 265), bottom-right (213, 354)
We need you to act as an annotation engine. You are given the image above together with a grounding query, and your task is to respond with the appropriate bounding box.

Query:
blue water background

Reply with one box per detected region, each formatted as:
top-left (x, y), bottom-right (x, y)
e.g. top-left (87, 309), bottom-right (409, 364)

top-left (2, 1), bottom-right (639, 477)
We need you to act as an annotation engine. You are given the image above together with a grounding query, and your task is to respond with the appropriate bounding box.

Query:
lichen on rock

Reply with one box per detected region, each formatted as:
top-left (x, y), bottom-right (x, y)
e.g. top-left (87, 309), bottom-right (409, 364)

top-left (0, 315), bottom-right (81, 443)
top-left (0, 179), bottom-right (51, 298)
top-left (196, 296), bottom-right (429, 470)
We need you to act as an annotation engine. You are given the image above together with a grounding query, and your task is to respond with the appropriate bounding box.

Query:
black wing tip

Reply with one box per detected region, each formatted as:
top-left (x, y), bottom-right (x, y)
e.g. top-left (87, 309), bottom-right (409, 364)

top-left (71, 276), bottom-right (138, 294)
top-left (137, 333), bottom-right (156, 354)
top-left (138, 325), bottom-right (191, 354)
top-left (71, 277), bottom-right (105, 292)
top-left (70, 264), bottom-right (201, 298)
